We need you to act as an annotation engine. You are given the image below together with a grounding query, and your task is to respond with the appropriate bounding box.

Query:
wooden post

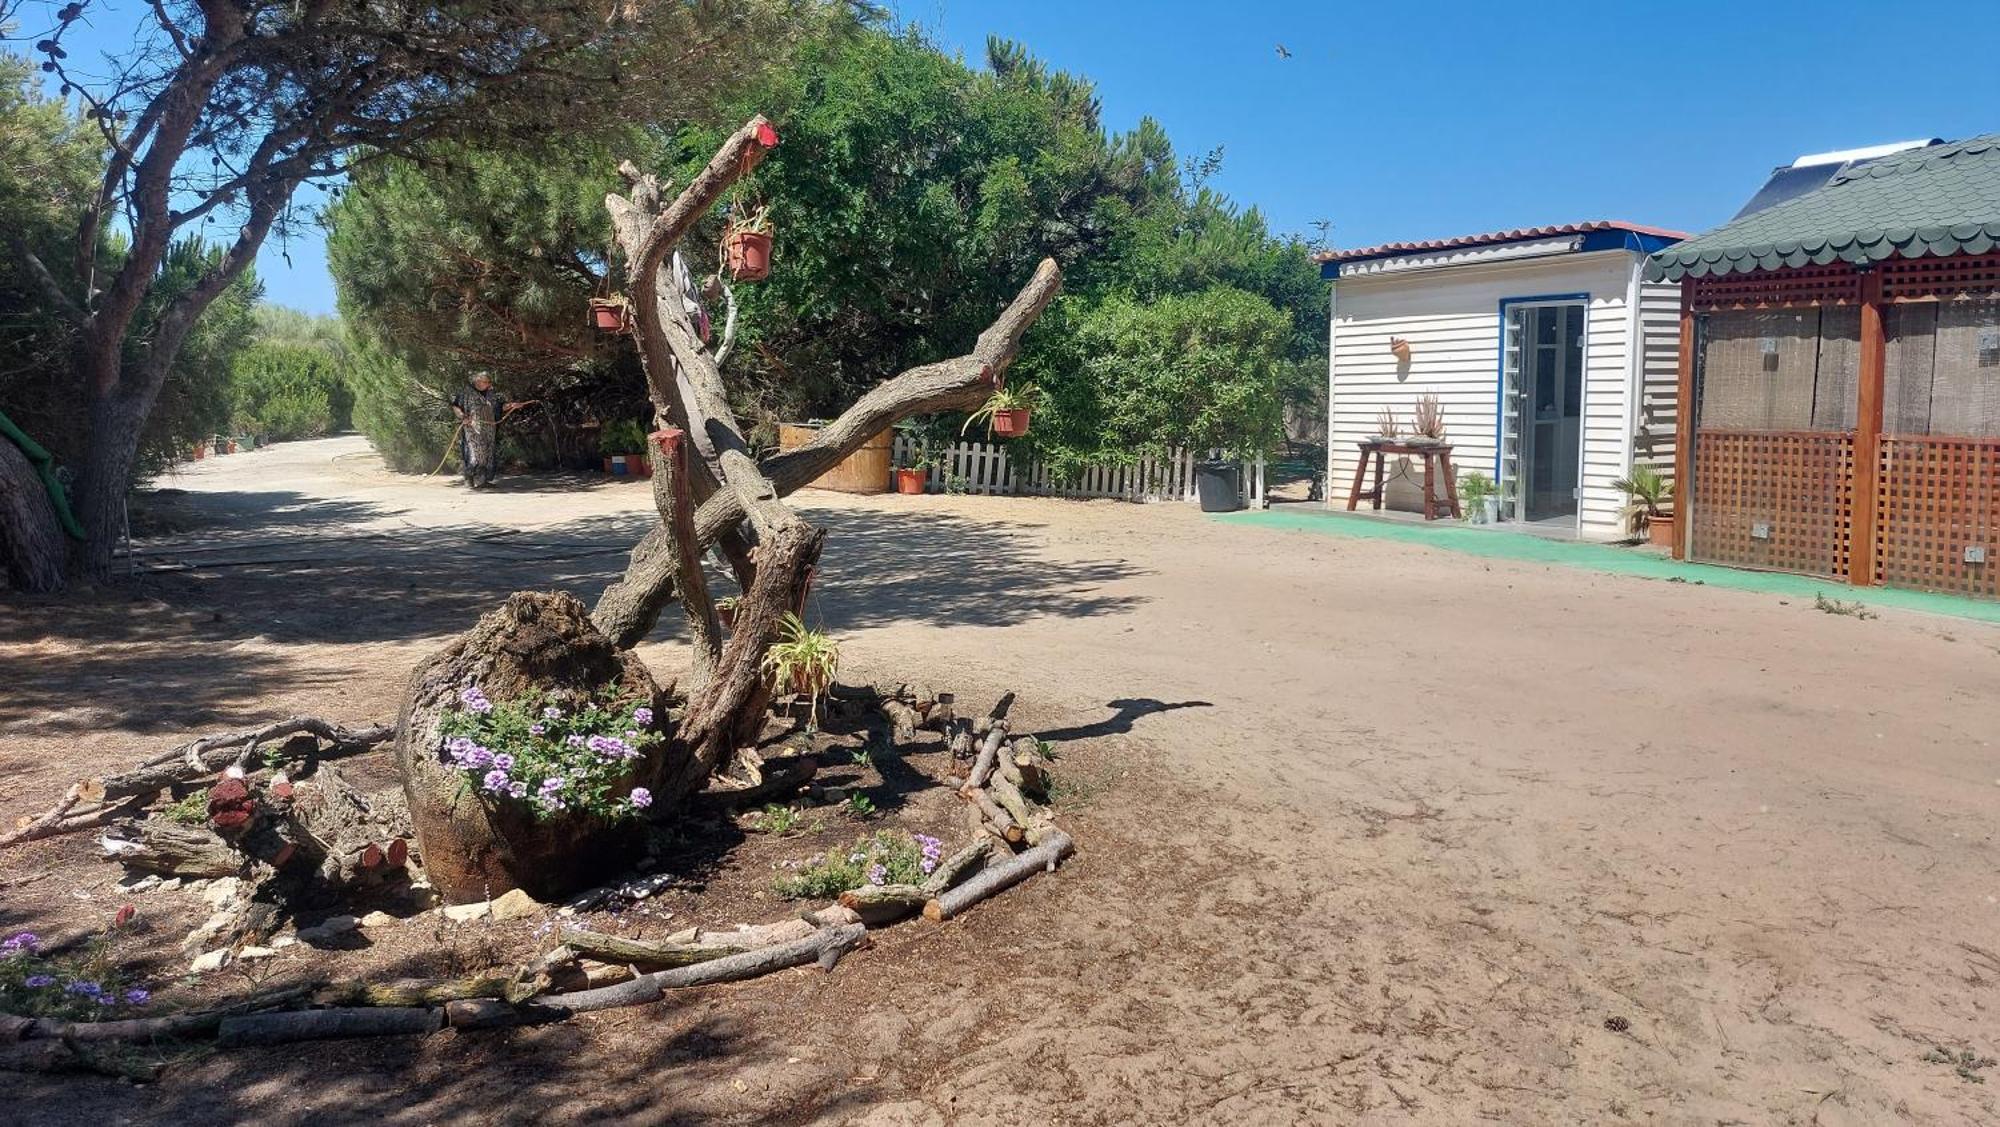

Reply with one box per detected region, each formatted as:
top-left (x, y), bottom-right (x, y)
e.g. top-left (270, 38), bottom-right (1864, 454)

top-left (1672, 288), bottom-right (1696, 560)
top-left (1852, 269), bottom-right (1887, 587)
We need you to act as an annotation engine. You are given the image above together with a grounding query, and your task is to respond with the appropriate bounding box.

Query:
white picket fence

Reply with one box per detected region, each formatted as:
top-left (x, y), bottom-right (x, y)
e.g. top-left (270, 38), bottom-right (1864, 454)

top-left (890, 436), bottom-right (1266, 507)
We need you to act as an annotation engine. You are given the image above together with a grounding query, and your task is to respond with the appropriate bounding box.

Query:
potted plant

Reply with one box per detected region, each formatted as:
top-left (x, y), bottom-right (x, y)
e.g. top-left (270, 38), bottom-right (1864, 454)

top-left (588, 295), bottom-right (628, 333)
top-left (963, 385), bottom-right (1037, 439)
top-left (1613, 465), bottom-right (1676, 547)
top-left (715, 595), bottom-right (739, 631)
top-left (761, 612), bottom-right (839, 725)
top-left (893, 434), bottom-right (931, 494)
top-left (1407, 394), bottom-right (1447, 446)
top-left (1459, 471), bottom-right (1498, 524)
top-left (724, 205), bottom-right (774, 283)
top-left (600, 419), bottom-right (651, 477)
top-left (1373, 407), bottom-right (1402, 443)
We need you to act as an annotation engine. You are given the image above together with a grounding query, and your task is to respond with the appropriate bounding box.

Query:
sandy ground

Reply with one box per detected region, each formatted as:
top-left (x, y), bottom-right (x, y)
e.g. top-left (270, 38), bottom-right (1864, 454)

top-left (3, 435), bottom-right (1999, 1124)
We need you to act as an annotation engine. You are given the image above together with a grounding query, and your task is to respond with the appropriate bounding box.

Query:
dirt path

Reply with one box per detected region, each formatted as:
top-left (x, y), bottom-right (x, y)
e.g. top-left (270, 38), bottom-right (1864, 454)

top-left (4, 436), bottom-right (1998, 1124)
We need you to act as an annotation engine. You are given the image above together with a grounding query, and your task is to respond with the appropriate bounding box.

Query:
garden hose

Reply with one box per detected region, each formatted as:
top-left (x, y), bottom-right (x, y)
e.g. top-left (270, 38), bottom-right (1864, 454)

top-left (0, 408), bottom-right (86, 540)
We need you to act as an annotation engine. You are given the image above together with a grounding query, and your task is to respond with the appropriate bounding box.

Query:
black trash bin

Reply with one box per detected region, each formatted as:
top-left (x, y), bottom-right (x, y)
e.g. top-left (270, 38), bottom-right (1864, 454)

top-left (1194, 459), bottom-right (1242, 512)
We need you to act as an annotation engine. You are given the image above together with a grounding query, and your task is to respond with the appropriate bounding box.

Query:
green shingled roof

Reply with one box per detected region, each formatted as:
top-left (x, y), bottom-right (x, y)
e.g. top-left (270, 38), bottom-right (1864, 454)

top-left (1648, 134), bottom-right (2000, 281)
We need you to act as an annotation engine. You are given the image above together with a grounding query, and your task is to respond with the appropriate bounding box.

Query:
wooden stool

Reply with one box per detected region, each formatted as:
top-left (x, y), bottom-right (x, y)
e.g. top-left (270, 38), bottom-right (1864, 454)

top-left (1345, 440), bottom-right (1463, 521)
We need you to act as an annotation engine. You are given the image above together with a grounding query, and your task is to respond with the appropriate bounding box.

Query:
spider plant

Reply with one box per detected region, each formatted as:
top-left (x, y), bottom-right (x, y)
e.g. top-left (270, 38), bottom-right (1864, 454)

top-left (1374, 406), bottom-right (1401, 439)
top-left (728, 202), bottom-right (773, 236)
top-left (961, 384), bottom-right (1039, 437)
top-left (761, 613), bottom-right (839, 724)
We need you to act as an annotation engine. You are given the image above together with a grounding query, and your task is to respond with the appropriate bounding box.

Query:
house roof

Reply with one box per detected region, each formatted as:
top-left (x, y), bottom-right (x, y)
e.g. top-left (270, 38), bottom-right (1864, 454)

top-left (1315, 220), bottom-right (1690, 265)
top-left (1649, 133), bottom-right (2000, 282)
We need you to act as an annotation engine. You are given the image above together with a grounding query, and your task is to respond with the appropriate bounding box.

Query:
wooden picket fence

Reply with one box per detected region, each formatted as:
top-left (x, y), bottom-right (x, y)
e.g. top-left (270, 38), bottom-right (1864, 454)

top-left (889, 436), bottom-right (1266, 507)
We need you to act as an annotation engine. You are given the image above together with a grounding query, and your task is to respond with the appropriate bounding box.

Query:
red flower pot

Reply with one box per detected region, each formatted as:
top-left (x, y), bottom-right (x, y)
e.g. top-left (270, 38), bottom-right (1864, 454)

top-left (725, 231), bottom-right (773, 282)
top-left (991, 407), bottom-right (1031, 438)
top-left (589, 299), bottom-right (626, 333)
top-left (1646, 511), bottom-right (1675, 548)
top-left (894, 468), bottom-right (927, 495)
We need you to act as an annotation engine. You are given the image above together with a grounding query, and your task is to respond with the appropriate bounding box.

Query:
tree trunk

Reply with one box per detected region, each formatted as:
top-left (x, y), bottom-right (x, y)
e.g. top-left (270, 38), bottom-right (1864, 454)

top-left (394, 592), bottom-right (678, 904)
top-left (0, 436), bottom-right (66, 592)
top-left (71, 379), bottom-right (145, 583)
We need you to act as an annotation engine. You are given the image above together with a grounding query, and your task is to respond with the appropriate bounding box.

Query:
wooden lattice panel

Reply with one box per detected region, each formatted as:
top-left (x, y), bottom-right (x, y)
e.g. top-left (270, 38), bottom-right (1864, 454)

top-left (1690, 429), bottom-right (1853, 579)
top-left (1875, 435), bottom-right (2000, 597)
top-left (1881, 253), bottom-right (2000, 302)
top-left (1687, 265), bottom-right (1861, 312)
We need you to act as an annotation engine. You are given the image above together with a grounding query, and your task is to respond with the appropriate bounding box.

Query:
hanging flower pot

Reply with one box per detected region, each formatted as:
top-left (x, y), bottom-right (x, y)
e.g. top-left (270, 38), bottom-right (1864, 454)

top-left (894, 468), bottom-right (927, 494)
top-left (588, 297), bottom-right (627, 334)
top-left (991, 408), bottom-right (1031, 438)
top-left (725, 230), bottom-right (773, 283)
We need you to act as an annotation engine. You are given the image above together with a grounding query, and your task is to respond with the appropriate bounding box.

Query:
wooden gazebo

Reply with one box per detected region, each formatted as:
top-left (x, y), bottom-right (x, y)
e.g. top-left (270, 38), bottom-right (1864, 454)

top-left (1651, 135), bottom-right (2000, 597)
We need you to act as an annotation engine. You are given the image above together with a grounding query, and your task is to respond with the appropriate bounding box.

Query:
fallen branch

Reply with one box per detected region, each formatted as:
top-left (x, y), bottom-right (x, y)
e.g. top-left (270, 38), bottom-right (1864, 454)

top-left (3, 718), bottom-right (393, 849)
top-left (559, 928), bottom-right (750, 969)
top-left (925, 831), bottom-right (1074, 922)
top-left (216, 1006), bottom-right (443, 1048)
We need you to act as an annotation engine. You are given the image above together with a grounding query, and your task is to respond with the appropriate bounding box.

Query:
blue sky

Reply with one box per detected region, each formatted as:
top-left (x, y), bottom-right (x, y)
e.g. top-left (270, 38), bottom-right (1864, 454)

top-left (36, 1), bottom-right (2000, 314)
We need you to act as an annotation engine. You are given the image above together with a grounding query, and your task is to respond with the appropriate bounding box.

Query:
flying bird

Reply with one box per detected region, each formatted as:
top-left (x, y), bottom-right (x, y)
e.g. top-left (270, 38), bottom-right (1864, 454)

top-left (1275, 44), bottom-right (1292, 59)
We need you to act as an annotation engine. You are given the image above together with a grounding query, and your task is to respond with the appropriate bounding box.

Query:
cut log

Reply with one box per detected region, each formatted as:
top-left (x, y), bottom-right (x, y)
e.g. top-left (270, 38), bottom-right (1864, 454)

top-left (445, 998), bottom-right (571, 1031)
top-left (559, 928), bottom-right (750, 969)
top-left (988, 774), bottom-right (1046, 835)
top-left (682, 905), bottom-right (860, 949)
top-left (101, 821), bottom-right (254, 879)
top-left (1009, 737), bottom-right (1049, 797)
top-left (967, 788), bottom-right (1023, 844)
top-left (216, 1006), bottom-right (443, 1047)
top-left (924, 831), bottom-right (1074, 922)
top-left (920, 838), bottom-right (994, 896)
top-left (837, 883), bottom-right (928, 926)
top-left (947, 717), bottom-right (974, 760)
top-left (880, 699), bottom-right (923, 745)
top-left (285, 766), bottom-right (413, 889)
top-left (315, 973), bottom-right (523, 1008)
top-left (651, 922), bottom-right (866, 988)
top-left (963, 722), bottom-right (1009, 792)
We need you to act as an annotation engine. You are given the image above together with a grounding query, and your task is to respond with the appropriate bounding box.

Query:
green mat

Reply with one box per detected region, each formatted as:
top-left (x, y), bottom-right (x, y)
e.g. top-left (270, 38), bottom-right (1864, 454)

top-left (1218, 508), bottom-right (2000, 625)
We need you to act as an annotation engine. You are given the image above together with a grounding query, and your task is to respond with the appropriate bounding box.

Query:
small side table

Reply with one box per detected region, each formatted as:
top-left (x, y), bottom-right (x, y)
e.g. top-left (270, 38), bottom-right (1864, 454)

top-left (1346, 440), bottom-right (1463, 521)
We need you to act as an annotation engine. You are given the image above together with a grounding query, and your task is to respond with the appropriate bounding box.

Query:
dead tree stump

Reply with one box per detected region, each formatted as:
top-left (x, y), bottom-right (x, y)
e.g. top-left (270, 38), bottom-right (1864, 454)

top-left (394, 592), bottom-right (678, 904)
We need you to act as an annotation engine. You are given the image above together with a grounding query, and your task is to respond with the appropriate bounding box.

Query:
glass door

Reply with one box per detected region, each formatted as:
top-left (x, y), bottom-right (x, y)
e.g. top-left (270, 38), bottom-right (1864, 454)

top-left (1500, 302), bottom-right (1585, 524)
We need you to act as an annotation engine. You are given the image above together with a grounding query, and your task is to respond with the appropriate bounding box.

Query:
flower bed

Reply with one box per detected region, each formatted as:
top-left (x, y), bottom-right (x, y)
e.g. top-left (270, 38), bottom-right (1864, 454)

top-left (0, 928), bottom-right (154, 1021)
top-left (439, 687), bottom-right (659, 820)
top-left (774, 829), bottom-right (944, 899)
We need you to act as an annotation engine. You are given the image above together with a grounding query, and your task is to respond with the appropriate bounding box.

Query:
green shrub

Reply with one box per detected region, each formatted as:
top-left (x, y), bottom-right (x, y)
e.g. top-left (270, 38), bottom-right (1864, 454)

top-left (228, 339), bottom-right (353, 441)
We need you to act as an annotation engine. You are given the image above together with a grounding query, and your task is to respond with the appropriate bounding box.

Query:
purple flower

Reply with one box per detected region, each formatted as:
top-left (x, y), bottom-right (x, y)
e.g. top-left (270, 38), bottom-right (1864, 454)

top-left (482, 769), bottom-right (511, 793)
top-left (23, 974), bottom-right (54, 988)
top-left (458, 686), bottom-right (492, 714)
top-left (492, 753), bottom-right (515, 771)
top-left (540, 777), bottom-right (566, 793)
top-left (1, 932), bottom-right (38, 954)
top-left (543, 706), bottom-right (563, 721)
top-left (566, 734), bottom-right (586, 749)
top-left (464, 746), bottom-right (494, 769)
top-left (623, 729), bottom-right (640, 741)
top-left (123, 988), bottom-right (150, 1005)
top-left (627, 788), bottom-right (653, 810)
top-left (65, 980), bottom-right (103, 997)
top-left (866, 864), bottom-right (887, 886)
top-left (509, 781), bottom-right (528, 799)
top-left (529, 722), bottom-right (546, 736)
top-left (632, 706), bottom-right (654, 726)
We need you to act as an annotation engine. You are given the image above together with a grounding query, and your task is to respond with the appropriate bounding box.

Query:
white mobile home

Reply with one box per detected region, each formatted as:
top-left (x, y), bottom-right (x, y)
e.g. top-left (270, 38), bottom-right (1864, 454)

top-left (1320, 222), bottom-right (1686, 539)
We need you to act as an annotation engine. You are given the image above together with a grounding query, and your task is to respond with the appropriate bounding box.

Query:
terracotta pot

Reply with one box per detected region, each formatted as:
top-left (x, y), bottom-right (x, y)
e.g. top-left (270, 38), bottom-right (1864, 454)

top-left (601, 456), bottom-right (613, 475)
top-left (588, 298), bottom-right (626, 333)
top-left (991, 407), bottom-right (1031, 438)
top-left (725, 230), bottom-right (773, 282)
top-left (191, 443), bottom-right (205, 461)
top-left (894, 468), bottom-right (927, 494)
top-left (633, 454), bottom-right (652, 479)
top-left (1646, 511), bottom-right (1675, 548)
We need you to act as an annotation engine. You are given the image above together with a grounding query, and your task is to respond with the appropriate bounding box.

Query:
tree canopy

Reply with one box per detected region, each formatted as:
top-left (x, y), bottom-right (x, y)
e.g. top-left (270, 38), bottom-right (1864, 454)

top-left (328, 23), bottom-right (1325, 474)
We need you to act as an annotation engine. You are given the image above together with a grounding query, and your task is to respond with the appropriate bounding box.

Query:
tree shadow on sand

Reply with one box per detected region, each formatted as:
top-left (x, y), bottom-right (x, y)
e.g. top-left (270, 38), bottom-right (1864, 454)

top-left (0, 490), bottom-right (1150, 735)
